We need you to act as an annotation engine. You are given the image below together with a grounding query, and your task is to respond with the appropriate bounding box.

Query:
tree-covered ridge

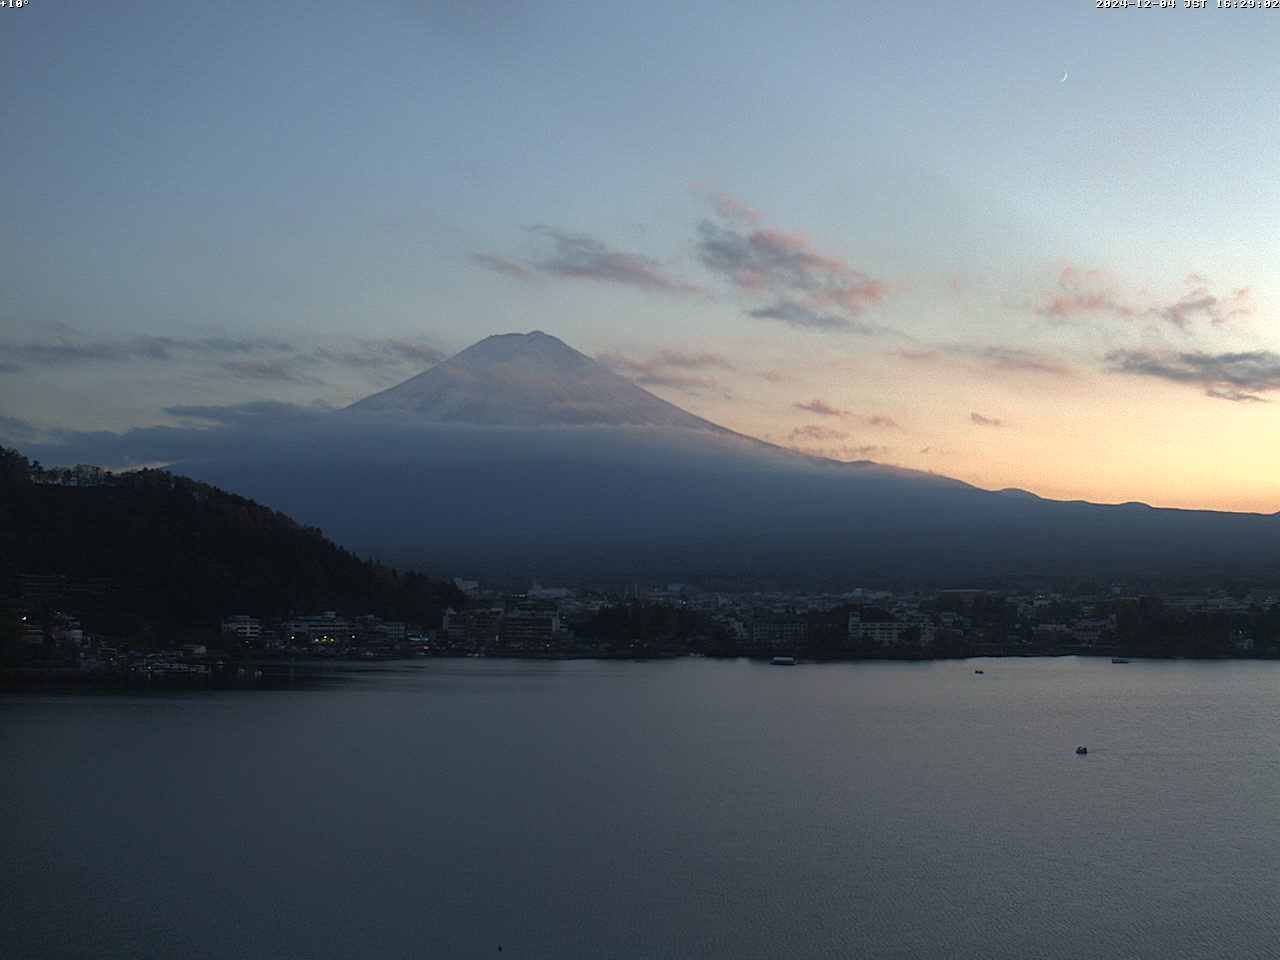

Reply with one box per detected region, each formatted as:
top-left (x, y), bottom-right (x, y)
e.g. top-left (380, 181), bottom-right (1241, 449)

top-left (0, 447), bottom-right (462, 644)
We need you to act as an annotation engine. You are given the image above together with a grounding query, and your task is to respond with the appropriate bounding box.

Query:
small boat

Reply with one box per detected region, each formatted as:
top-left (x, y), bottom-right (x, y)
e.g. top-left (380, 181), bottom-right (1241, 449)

top-left (770, 656), bottom-right (796, 666)
top-left (974, 669), bottom-right (984, 674)
top-left (1111, 657), bottom-right (1130, 664)
top-left (1076, 746), bottom-right (1088, 755)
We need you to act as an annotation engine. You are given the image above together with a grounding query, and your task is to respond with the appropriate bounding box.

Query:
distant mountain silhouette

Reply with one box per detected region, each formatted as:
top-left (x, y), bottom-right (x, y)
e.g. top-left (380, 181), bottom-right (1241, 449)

top-left (344, 330), bottom-right (735, 434)
top-left (134, 332), bottom-right (1280, 588)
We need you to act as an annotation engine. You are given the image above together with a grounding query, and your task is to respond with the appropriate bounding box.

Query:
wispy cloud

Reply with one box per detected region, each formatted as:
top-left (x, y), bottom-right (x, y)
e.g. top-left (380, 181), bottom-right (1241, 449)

top-left (1106, 349), bottom-right (1280, 402)
top-left (970, 412), bottom-right (1002, 427)
top-left (359, 338), bottom-right (445, 365)
top-left (0, 334), bottom-right (294, 367)
top-left (1034, 266), bottom-right (1249, 330)
top-left (218, 359), bottom-right (304, 382)
top-left (654, 348), bottom-right (734, 370)
top-left (21, 335), bottom-right (180, 364)
top-left (782, 424), bottom-right (889, 462)
top-left (979, 346), bottom-right (1074, 377)
top-left (894, 343), bottom-right (1074, 378)
top-left (0, 328), bottom-right (446, 385)
top-left (1155, 285), bottom-right (1249, 329)
top-left (789, 424), bottom-right (848, 442)
top-left (466, 253), bottom-right (540, 281)
top-left (165, 400), bottom-right (334, 424)
top-left (531, 226), bottom-right (707, 294)
top-left (1035, 266), bottom-right (1133, 322)
top-left (842, 445), bottom-right (888, 458)
top-left (472, 227), bottom-right (705, 295)
top-left (793, 400), bottom-right (900, 428)
top-left (695, 191), bottom-right (888, 333)
top-left (688, 184), bottom-right (763, 227)
top-left (746, 302), bottom-right (880, 333)
top-left (752, 369), bottom-right (789, 383)
top-left (313, 338), bottom-right (445, 369)
top-left (598, 348), bottom-right (733, 391)
top-left (197, 336), bottom-right (291, 355)
top-left (473, 192), bottom-right (888, 328)
top-left (795, 399), bottom-right (849, 417)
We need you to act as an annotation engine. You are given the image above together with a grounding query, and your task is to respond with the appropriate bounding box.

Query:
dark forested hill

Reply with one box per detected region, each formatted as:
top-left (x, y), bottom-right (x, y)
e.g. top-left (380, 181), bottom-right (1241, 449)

top-left (0, 447), bottom-right (462, 644)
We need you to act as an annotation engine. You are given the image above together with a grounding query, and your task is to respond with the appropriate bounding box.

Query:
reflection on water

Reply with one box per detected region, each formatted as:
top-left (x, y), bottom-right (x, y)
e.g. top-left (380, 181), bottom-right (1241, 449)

top-left (4, 657), bottom-right (1279, 959)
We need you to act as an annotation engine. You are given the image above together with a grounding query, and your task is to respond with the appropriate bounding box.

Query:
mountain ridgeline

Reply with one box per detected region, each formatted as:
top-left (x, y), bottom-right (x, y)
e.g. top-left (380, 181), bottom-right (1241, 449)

top-left (0, 448), bottom-right (462, 643)
top-left (12, 332), bottom-right (1280, 591)
top-left (149, 331), bottom-right (1280, 590)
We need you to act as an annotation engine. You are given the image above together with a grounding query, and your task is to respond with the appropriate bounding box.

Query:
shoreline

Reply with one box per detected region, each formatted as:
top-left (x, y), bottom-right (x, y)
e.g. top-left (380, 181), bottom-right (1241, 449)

top-left (4, 647), bottom-right (1276, 693)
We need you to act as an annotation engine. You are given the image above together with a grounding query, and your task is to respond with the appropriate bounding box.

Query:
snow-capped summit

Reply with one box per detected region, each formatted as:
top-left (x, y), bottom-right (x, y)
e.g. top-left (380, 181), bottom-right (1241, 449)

top-left (343, 331), bottom-right (728, 432)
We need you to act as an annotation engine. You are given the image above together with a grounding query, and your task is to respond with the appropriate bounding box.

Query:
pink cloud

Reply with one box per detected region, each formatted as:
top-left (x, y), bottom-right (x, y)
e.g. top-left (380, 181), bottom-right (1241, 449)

top-left (467, 254), bottom-right (540, 281)
top-left (688, 182), bottom-right (762, 226)
top-left (1035, 265), bottom-right (1249, 330)
top-left (696, 192), bottom-right (889, 332)
top-left (1035, 266), bottom-right (1134, 321)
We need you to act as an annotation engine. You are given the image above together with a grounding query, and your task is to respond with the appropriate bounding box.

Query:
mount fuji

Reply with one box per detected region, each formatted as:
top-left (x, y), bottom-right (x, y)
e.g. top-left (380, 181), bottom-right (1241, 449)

top-left (165, 331), bottom-right (1280, 588)
top-left (343, 330), bottom-right (733, 433)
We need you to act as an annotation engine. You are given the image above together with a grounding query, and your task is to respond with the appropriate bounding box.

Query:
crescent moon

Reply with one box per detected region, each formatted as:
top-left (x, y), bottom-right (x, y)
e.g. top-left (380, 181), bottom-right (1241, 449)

top-left (1060, 71), bottom-right (1068, 83)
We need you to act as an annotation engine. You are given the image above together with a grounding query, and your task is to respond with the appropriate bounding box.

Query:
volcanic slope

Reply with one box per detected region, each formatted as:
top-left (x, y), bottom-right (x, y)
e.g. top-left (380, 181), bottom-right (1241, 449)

top-left (343, 330), bottom-right (735, 433)
top-left (180, 331), bottom-right (1280, 589)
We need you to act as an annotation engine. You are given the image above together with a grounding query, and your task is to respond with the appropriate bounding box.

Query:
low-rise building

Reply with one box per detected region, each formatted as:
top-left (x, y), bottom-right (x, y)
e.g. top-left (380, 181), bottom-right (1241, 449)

top-left (849, 613), bottom-right (935, 648)
top-left (751, 610), bottom-right (806, 650)
top-left (221, 615), bottom-right (261, 643)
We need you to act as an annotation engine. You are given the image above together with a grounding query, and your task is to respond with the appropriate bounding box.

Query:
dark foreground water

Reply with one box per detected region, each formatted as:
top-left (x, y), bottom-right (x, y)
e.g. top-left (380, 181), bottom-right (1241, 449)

top-left (3, 657), bottom-right (1279, 959)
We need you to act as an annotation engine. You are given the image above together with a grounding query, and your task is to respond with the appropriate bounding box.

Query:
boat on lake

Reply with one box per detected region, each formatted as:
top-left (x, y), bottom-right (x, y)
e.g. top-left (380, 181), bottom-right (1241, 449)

top-left (1111, 657), bottom-right (1130, 664)
top-left (770, 656), bottom-right (796, 666)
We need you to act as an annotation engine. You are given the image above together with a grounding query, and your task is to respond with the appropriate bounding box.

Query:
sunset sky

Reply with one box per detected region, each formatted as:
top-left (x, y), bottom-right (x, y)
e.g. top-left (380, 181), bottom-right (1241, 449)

top-left (3, 1), bottom-right (1279, 512)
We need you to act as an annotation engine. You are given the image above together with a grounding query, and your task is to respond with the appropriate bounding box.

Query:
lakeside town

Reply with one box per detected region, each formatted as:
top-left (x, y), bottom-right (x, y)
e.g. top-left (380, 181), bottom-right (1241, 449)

top-left (7, 439), bottom-right (1280, 688)
top-left (7, 573), bottom-right (1280, 687)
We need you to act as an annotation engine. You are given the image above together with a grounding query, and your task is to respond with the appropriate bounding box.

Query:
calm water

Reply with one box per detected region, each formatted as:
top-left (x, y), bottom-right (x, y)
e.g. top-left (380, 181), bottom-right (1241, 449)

top-left (3, 657), bottom-right (1279, 959)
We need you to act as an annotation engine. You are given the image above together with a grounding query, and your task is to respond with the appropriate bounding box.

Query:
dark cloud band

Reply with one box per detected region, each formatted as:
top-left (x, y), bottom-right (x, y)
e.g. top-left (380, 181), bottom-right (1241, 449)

top-left (1106, 349), bottom-right (1280, 402)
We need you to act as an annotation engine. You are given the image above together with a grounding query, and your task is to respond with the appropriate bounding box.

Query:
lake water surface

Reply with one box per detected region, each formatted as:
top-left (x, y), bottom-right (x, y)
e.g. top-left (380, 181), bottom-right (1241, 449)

top-left (4, 657), bottom-right (1279, 959)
